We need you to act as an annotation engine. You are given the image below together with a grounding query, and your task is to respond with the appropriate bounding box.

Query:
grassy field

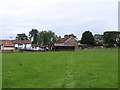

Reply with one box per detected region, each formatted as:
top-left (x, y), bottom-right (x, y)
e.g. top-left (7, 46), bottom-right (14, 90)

top-left (2, 49), bottom-right (118, 88)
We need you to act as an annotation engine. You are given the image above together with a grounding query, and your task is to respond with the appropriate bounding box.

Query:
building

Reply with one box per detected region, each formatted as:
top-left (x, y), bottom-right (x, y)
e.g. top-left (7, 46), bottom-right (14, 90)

top-left (54, 36), bottom-right (79, 51)
top-left (0, 40), bottom-right (31, 50)
top-left (12, 40), bottom-right (31, 49)
top-left (0, 40), bottom-right (15, 50)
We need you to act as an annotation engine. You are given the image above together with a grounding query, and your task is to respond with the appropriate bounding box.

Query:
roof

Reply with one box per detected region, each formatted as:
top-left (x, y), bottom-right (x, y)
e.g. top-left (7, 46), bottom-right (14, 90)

top-left (12, 40), bottom-right (31, 44)
top-left (0, 40), bottom-right (31, 47)
top-left (57, 37), bottom-right (69, 43)
top-left (56, 36), bottom-right (78, 44)
top-left (0, 40), bottom-right (14, 47)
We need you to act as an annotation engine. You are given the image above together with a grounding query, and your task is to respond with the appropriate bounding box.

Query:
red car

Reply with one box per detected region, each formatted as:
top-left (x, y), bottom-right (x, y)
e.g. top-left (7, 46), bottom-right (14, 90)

top-left (38, 48), bottom-right (46, 52)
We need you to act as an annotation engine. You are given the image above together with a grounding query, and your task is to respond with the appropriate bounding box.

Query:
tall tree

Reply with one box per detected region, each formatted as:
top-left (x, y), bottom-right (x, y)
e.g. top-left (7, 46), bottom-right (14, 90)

top-left (29, 29), bottom-right (38, 44)
top-left (37, 30), bottom-right (58, 50)
top-left (16, 33), bottom-right (28, 40)
top-left (81, 31), bottom-right (95, 46)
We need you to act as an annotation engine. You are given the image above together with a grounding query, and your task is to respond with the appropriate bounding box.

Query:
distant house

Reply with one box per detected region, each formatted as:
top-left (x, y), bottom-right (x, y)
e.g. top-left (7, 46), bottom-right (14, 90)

top-left (54, 36), bottom-right (79, 51)
top-left (0, 40), bottom-right (15, 50)
top-left (0, 40), bottom-right (31, 50)
top-left (12, 40), bottom-right (31, 49)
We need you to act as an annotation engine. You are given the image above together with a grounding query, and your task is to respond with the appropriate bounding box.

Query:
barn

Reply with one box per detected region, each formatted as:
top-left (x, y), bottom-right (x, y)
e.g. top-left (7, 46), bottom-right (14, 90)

top-left (53, 35), bottom-right (79, 51)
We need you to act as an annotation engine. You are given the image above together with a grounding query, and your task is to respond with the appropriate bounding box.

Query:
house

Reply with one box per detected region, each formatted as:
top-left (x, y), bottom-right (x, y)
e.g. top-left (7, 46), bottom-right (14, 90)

top-left (0, 40), bottom-right (31, 50)
top-left (12, 40), bottom-right (31, 49)
top-left (0, 40), bottom-right (15, 50)
top-left (54, 35), bottom-right (79, 51)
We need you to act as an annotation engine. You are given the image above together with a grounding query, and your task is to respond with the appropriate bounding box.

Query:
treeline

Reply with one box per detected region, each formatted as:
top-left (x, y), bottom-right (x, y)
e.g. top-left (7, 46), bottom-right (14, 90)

top-left (16, 29), bottom-right (120, 47)
top-left (16, 29), bottom-right (58, 49)
top-left (80, 31), bottom-right (120, 47)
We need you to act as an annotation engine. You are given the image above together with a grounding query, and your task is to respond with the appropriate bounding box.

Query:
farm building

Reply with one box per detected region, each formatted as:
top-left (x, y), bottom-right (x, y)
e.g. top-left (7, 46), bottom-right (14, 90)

top-left (54, 35), bottom-right (79, 51)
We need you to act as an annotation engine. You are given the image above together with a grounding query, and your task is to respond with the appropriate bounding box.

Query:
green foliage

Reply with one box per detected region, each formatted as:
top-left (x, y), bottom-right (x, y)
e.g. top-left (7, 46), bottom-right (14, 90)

top-left (103, 31), bottom-right (120, 47)
top-left (16, 33), bottom-right (28, 40)
top-left (29, 29), bottom-right (39, 44)
top-left (81, 31), bottom-right (95, 46)
top-left (64, 34), bottom-right (76, 38)
top-left (94, 34), bottom-right (104, 46)
top-left (2, 49), bottom-right (118, 88)
top-left (116, 36), bottom-right (120, 47)
top-left (37, 30), bottom-right (58, 47)
top-left (68, 34), bottom-right (76, 38)
top-left (64, 34), bottom-right (69, 38)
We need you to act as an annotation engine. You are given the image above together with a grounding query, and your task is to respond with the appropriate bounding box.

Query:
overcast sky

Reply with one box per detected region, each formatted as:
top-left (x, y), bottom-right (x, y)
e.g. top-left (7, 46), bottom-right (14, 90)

top-left (0, 0), bottom-right (119, 40)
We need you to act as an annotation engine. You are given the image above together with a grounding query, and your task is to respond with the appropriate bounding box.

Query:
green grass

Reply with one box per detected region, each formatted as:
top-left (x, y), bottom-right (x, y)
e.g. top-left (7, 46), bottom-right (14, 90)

top-left (2, 49), bottom-right (118, 88)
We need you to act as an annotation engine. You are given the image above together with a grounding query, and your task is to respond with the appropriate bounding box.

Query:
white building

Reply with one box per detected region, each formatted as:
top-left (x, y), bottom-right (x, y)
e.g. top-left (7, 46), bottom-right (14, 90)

top-left (0, 40), bottom-right (15, 50)
top-left (12, 40), bottom-right (31, 49)
top-left (0, 40), bottom-right (31, 50)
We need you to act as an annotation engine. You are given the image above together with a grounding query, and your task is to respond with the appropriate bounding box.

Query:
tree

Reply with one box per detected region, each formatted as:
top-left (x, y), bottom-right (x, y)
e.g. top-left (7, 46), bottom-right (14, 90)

top-left (16, 33), bottom-right (28, 40)
top-left (64, 34), bottom-right (69, 38)
top-left (94, 34), bottom-right (104, 46)
top-left (64, 34), bottom-right (76, 38)
top-left (81, 31), bottom-right (95, 46)
top-left (103, 31), bottom-right (120, 47)
top-left (37, 30), bottom-right (58, 50)
top-left (29, 29), bottom-right (38, 44)
top-left (69, 34), bottom-right (76, 38)
top-left (116, 35), bottom-right (120, 47)
top-left (58, 35), bottom-right (61, 39)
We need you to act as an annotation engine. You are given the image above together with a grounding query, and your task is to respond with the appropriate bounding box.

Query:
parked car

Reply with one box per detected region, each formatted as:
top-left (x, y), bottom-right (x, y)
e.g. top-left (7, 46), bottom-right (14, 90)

top-left (38, 48), bottom-right (46, 52)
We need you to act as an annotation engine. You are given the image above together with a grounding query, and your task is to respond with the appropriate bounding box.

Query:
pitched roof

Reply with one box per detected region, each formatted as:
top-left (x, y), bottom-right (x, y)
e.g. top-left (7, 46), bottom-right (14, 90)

top-left (12, 40), bottom-right (31, 44)
top-left (0, 40), bottom-right (31, 47)
top-left (57, 37), bottom-right (69, 43)
top-left (0, 40), bottom-right (14, 47)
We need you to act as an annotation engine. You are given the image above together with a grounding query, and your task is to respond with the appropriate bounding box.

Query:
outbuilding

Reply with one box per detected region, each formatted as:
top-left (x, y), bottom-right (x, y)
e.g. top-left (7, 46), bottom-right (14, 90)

top-left (53, 45), bottom-right (75, 51)
top-left (53, 35), bottom-right (79, 51)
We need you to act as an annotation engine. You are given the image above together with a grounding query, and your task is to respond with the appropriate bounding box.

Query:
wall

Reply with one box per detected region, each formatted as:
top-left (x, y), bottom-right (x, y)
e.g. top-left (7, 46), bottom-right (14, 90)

top-left (1, 49), bottom-right (22, 53)
top-left (64, 37), bottom-right (79, 50)
top-left (0, 46), bottom-right (4, 50)
top-left (55, 46), bottom-right (75, 51)
top-left (14, 44), bottom-right (31, 49)
top-left (26, 44), bottom-right (31, 48)
top-left (2, 46), bottom-right (15, 50)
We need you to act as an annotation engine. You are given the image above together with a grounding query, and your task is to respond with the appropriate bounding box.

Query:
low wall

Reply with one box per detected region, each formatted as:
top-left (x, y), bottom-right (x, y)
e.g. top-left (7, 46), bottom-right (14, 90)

top-left (0, 49), bottom-right (22, 53)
